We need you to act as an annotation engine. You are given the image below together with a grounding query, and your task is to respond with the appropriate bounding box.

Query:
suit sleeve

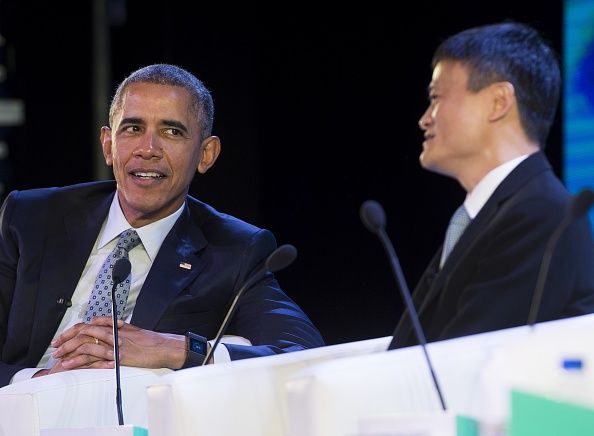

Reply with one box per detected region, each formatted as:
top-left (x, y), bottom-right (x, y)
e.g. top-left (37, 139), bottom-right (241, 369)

top-left (223, 229), bottom-right (325, 360)
top-left (0, 191), bottom-right (29, 386)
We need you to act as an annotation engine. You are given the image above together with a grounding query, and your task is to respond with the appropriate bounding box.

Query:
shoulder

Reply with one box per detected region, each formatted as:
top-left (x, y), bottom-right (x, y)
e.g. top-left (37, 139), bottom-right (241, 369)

top-left (185, 195), bottom-right (276, 247)
top-left (498, 153), bottom-right (571, 222)
top-left (479, 155), bottom-right (594, 255)
top-left (4, 180), bottom-right (116, 206)
top-left (0, 181), bottom-right (116, 227)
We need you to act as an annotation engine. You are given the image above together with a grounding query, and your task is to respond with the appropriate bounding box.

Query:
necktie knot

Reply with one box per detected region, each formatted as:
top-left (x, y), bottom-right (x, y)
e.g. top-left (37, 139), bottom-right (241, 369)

top-left (440, 205), bottom-right (471, 268)
top-left (116, 229), bottom-right (141, 253)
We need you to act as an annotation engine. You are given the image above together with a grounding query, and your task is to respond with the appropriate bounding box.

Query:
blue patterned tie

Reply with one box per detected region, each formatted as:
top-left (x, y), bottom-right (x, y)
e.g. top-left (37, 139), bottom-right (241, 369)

top-left (439, 205), bottom-right (471, 268)
top-left (84, 229), bottom-right (141, 322)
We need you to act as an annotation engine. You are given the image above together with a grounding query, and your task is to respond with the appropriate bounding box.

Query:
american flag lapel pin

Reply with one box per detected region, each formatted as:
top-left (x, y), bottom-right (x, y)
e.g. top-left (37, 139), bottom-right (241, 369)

top-left (179, 261), bottom-right (192, 270)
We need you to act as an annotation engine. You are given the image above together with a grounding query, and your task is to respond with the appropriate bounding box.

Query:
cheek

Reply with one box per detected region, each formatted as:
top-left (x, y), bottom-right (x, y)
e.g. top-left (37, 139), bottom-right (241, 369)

top-left (171, 150), bottom-right (200, 177)
top-left (110, 148), bottom-right (125, 167)
top-left (111, 141), bottom-right (135, 164)
top-left (438, 101), bottom-right (476, 134)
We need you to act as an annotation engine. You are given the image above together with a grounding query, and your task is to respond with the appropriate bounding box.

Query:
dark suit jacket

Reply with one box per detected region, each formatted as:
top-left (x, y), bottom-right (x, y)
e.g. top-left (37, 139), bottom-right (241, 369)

top-left (390, 152), bottom-right (594, 348)
top-left (0, 181), bottom-right (324, 386)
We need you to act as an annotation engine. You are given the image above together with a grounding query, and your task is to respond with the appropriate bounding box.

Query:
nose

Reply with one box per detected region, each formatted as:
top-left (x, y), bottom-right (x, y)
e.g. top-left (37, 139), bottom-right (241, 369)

top-left (418, 106), bottom-right (432, 131)
top-left (133, 132), bottom-right (163, 159)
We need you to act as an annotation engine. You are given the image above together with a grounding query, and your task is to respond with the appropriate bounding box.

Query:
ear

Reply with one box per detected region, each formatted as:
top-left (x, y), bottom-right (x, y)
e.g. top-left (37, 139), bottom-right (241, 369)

top-left (100, 126), bottom-right (113, 166)
top-left (488, 81), bottom-right (515, 122)
top-left (197, 136), bottom-right (221, 174)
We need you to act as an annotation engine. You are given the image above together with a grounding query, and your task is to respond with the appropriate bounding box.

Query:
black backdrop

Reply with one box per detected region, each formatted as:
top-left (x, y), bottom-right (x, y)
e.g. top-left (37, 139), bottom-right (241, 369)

top-left (0, 1), bottom-right (563, 345)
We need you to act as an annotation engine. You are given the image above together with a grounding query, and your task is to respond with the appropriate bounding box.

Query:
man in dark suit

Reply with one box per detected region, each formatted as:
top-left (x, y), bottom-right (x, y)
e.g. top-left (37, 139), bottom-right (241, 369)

top-left (390, 22), bottom-right (594, 349)
top-left (0, 64), bottom-right (324, 387)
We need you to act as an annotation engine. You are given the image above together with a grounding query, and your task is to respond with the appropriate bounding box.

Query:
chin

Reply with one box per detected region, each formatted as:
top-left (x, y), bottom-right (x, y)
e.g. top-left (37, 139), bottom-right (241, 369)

top-left (419, 152), bottom-right (433, 170)
top-left (419, 154), bottom-right (446, 176)
top-left (124, 197), bottom-right (161, 213)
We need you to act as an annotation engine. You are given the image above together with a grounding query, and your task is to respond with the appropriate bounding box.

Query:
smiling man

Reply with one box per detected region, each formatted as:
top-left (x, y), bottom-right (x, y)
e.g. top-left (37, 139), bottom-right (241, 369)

top-left (0, 64), bottom-right (324, 386)
top-left (389, 22), bottom-right (594, 349)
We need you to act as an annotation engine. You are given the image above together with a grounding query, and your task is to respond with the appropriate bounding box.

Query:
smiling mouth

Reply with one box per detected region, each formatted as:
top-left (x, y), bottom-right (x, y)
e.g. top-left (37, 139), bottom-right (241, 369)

top-left (131, 171), bottom-right (166, 179)
top-left (422, 134), bottom-right (435, 146)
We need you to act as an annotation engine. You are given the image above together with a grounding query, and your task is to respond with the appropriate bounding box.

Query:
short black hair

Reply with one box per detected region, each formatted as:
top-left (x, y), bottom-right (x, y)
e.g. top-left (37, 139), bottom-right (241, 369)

top-left (432, 22), bottom-right (561, 147)
top-left (109, 64), bottom-right (214, 142)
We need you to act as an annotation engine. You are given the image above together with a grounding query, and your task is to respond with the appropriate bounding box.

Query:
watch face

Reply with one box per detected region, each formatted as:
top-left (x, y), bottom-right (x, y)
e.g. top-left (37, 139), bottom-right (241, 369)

top-left (188, 333), bottom-right (207, 355)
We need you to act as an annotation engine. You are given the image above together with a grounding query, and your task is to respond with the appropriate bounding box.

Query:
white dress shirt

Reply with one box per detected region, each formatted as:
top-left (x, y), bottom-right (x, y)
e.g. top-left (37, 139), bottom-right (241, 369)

top-left (463, 154), bottom-right (530, 218)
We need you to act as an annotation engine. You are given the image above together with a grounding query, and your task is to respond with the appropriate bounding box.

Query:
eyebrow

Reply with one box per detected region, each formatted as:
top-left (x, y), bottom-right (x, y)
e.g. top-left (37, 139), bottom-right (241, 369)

top-left (120, 117), bottom-right (145, 126)
top-left (162, 119), bottom-right (189, 134)
top-left (119, 117), bottom-right (189, 134)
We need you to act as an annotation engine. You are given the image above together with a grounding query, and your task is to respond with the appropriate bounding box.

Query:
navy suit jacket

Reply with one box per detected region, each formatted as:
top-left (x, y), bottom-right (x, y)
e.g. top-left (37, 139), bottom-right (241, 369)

top-left (390, 152), bottom-right (594, 348)
top-left (0, 181), bottom-right (324, 386)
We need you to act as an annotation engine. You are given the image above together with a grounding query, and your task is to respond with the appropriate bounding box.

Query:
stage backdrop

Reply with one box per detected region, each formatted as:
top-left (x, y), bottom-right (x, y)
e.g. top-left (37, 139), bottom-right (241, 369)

top-left (564, 0), bottom-right (594, 229)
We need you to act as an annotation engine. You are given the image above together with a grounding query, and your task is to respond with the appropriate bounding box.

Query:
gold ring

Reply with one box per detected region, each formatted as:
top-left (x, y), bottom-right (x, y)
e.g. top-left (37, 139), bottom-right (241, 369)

top-left (93, 337), bottom-right (99, 345)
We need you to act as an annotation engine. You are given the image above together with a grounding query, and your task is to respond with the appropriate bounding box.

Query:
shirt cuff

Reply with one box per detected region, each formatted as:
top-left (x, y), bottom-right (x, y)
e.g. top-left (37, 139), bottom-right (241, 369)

top-left (208, 335), bottom-right (252, 363)
top-left (10, 368), bottom-right (44, 384)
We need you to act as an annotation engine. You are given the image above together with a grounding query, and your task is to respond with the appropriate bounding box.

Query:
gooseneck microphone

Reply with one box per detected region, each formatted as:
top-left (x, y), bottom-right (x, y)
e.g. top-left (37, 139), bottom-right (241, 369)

top-left (527, 188), bottom-right (594, 326)
top-left (201, 244), bottom-right (298, 366)
top-left (360, 200), bottom-right (447, 410)
top-left (111, 258), bottom-right (131, 426)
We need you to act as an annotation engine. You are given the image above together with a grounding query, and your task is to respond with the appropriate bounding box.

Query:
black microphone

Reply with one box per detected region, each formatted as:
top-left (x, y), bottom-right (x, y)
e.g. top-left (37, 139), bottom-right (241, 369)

top-left (111, 257), bottom-right (131, 426)
top-left (55, 297), bottom-right (72, 309)
top-left (360, 199), bottom-right (447, 410)
top-left (527, 188), bottom-right (594, 326)
top-left (200, 244), bottom-right (298, 366)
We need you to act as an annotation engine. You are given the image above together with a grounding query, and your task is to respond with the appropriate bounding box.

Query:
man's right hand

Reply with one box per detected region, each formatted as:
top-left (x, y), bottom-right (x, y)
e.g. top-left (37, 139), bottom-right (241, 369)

top-left (42, 322), bottom-right (117, 373)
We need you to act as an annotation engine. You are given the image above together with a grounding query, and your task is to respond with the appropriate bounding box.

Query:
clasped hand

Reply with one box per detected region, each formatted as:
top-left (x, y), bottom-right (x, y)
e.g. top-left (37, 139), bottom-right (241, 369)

top-left (46, 317), bottom-right (186, 375)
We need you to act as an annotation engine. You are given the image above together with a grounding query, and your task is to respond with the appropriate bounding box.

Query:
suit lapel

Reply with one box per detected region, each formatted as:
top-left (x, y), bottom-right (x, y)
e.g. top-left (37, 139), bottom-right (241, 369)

top-left (417, 196), bottom-right (504, 313)
top-left (131, 205), bottom-right (207, 330)
top-left (30, 191), bottom-right (115, 357)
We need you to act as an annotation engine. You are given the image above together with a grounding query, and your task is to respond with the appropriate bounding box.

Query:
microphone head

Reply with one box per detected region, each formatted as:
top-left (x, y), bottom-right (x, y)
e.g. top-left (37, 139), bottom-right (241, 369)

top-left (112, 258), bottom-right (131, 284)
top-left (266, 244), bottom-right (298, 272)
top-left (360, 200), bottom-right (386, 234)
top-left (571, 189), bottom-right (594, 219)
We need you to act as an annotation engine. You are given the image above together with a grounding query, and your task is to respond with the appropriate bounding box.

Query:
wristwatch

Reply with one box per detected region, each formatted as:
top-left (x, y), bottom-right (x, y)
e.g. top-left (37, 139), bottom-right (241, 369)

top-left (181, 332), bottom-right (208, 369)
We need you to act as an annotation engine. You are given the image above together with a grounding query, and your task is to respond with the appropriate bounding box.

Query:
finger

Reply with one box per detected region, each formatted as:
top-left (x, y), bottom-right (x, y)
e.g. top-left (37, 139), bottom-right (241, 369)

top-left (52, 327), bottom-right (115, 358)
top-left (48, 356), bottom-right (115, 374)
top-left (56, 342), bottom-right (114, 363)
top-left (82, 324), bottom-right (118, 347)
top-left (52, 333), bottom-right (93, 358)
top-left (89, 316), bottom-right (115, 328)
top-left (90, 317), bottom-right (126, 332)
top-left (51, 322), bottom-right (87, 347)
top-left (60, 350), bottom-right (114, 369)
top-left (86, 360), bottom-right (116, 369)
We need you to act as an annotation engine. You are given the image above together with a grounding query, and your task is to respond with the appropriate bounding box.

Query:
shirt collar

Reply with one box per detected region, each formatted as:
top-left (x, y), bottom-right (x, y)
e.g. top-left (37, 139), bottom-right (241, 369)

top-left (98, 194), bottom-right (185, 261)
top-left (464, 154), bottom-right (530, 219)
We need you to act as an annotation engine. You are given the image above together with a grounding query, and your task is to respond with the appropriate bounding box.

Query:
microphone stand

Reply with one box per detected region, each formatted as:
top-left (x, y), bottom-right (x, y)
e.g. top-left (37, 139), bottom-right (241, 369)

top-left (111, 295), bottom-right (124, 426)
top-left (361, 200), bottom-right (447, 410)
top-left (110, 258), bottom-right (131, 426)
top-left (201, 244), bottom-right (298, 366)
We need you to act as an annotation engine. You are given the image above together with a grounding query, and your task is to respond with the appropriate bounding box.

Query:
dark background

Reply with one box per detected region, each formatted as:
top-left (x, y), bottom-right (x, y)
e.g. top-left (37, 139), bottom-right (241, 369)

top-left (0, 1), bottom-right (563, 345)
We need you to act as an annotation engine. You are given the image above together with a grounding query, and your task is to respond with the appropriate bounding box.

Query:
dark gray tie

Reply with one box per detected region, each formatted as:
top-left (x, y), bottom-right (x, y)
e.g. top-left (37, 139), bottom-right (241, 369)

top-left (439, 205), bottom-right (471, 268)
top-left (84, 229), bottom-right (141, 322)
